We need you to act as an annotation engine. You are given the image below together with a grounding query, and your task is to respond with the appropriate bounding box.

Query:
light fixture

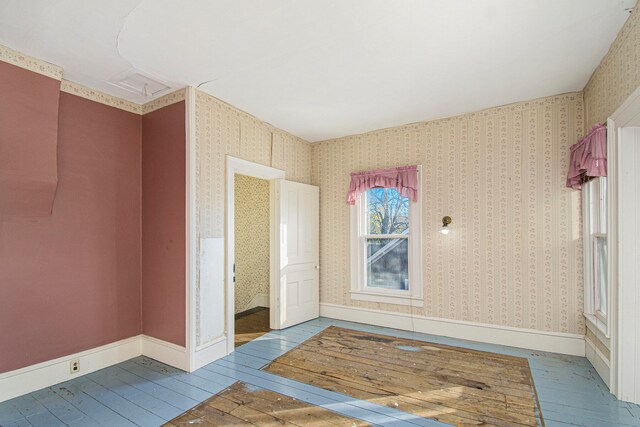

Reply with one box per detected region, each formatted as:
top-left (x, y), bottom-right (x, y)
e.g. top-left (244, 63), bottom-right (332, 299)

top-left (440, 216), bottom-right (452, 235)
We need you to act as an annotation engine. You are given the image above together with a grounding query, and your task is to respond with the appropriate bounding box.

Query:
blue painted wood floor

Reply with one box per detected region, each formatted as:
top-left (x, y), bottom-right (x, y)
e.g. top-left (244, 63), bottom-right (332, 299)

top-left (1, 318), bottom-right (640, 427)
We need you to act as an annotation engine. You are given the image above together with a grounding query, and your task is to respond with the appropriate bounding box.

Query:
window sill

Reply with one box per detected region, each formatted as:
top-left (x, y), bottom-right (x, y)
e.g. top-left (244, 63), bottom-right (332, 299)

top-left (584, 313), bottom-right (609, 339)
top-left (350, 290), bottom-right (424, 307)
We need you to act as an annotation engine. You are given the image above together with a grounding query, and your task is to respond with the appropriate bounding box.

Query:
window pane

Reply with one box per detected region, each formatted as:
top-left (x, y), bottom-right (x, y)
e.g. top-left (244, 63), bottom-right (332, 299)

top-left (366, 238), bottom-right (408, 290)
top-left (595, 236), bottom-right (608, 316)
top-left (366, 188), bottom-right (409, 235)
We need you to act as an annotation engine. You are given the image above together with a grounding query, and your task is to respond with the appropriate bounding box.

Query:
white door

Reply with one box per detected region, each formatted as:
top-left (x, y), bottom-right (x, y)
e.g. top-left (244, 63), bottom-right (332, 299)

top-left (271, 180), bottom-right (319, 329)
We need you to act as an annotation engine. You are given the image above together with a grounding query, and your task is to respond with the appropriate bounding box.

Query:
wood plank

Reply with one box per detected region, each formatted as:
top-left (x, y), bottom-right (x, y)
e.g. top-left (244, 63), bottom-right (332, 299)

top-left (67, 376), bottom-right (166, 427)
top-left (87, 370), bottom-right (184, 421)
top-left (208, 359), bottom-right (446, 426)
top-left (298, 340), bottom-right (536, 395)
top-left (268, 359), bottom-right (538, 425)
top-left (164, 381), bottom-right (370, 427)
top-left (264, 326), bottom-right (545, 427)
top-left (48, 381), bottom-right (137, 427)
top-left (266, 362), bottom-right (519, 427)
top-left (236, 308), bottom-right (272, 348)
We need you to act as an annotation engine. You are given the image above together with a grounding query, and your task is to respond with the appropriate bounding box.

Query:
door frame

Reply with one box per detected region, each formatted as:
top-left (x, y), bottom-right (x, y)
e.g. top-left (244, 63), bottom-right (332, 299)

top-left (226, 156), bottom-right (285, 354)
top-left (608, 84), bottom-right (640, 403)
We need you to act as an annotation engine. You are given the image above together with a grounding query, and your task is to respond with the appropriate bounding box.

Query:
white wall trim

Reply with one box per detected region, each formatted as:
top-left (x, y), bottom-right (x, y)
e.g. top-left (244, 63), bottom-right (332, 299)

top-left (0, 336), bottom-right (142, 403)
top-left (141, 335), bottom-right (187, 370)
top-left (241, 293), bottom-right (270, 313)
top-left (608, 84), bottom-right (640, 403)
top-left (185, 86), bottom-right (198, 372)
top-left (226, 156), bottom-right (286, 357)
top-left (586, 337), bottom-right (611, 388)
top-left (350, 291), bottom-right (424, 307)
top-left (585, 314), bottom-right (611, 349)
top-left (0, 335), bottom-right (189, 403)
top-left (320, 303), bottom-right (585, 356)
top-left (192, 338), bottom-right (227, 371)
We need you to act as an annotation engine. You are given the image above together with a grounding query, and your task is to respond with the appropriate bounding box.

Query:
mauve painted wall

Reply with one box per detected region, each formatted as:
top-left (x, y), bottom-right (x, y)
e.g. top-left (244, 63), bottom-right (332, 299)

top-left (0, 92), bottom-right (142, 373)
top-left (142, 101), bottom-right (186, 346)
top-left (0, 61), bottom-right (59, 216)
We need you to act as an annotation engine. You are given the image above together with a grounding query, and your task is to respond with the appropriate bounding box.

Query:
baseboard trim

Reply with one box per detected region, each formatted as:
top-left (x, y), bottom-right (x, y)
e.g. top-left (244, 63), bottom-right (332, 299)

top-left (586, 337), bottom-right (611, 388)
top-left (141, 335), bottom-right (187, 370)
top-left (0, 335), bottom-right (141, 402)
top-left (320, 303), bottom-right (585, 356)
top-left (241, 293), bottom-right (269, 313)
top-left (0, 335), bottom-right (189, 403)
top-left (192, 337), bottom-right (227, 372)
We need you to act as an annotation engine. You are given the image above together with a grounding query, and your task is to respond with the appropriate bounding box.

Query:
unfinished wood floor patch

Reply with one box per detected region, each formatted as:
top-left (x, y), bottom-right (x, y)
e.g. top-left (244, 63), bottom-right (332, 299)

top-left (264, 326), bottom-right (545, 427)
top-left (235, 307), bottom-right (271, 348)
top-left (164, 381), bottom-right (369, 426)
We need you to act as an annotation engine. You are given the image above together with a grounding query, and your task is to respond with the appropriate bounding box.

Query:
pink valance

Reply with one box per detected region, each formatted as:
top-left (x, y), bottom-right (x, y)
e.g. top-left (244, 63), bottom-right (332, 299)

top-left (566, 123), bottom-right (607, 190)
top-left (346, 165), bottom-right (418, 205)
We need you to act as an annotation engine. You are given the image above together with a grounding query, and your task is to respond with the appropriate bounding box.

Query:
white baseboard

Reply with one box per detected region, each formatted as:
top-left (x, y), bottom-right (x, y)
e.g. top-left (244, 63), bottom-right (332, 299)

top-left (240, 293), bottom-right (269, 313)
top-left (141, 335), bottom-right (187, 370)
top-left (320, 303), bottom-right (585, 356)
top-left (192, 337), bottom-right (227, 371)
top-left (0, 335), bottom-right (189, 403)
top-left (0, 335), bottom-right (142, 402)
top-left (586, 337), bottom-right (611, 388)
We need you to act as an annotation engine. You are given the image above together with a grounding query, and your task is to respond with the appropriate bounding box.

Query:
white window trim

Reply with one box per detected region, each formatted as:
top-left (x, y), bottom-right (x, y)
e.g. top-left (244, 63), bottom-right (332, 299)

top-left (582, 177), bottom-right (610, 338)
top-left (350, 166), bottom-right (423, 307)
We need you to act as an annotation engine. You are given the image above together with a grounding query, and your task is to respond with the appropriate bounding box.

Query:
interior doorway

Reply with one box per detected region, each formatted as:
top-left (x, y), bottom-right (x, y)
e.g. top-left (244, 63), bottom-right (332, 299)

top-left (233, 173), bottom-right (272, 347)
top-left (225, 156), bottom-right (285, 354)
top-left (225, 156), bottom-right (320, 355)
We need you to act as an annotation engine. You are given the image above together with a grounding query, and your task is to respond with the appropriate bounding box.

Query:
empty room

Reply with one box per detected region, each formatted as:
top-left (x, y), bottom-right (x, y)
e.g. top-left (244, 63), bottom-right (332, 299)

top-left (1, 1), bottom-right (640, 426)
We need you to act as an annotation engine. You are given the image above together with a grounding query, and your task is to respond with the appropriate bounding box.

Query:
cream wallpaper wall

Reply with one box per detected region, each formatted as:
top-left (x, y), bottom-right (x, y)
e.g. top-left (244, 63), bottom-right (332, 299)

top-left (312, 93), bottom-right (585, 334)
top-left (582, 1), bottom-right (639, 368)
top-left (584, 2), bottom-right (640, 127)
top-left (194, 89), bottom-right (312, 345)
top-left (234, 174), bottom-right (270, 314)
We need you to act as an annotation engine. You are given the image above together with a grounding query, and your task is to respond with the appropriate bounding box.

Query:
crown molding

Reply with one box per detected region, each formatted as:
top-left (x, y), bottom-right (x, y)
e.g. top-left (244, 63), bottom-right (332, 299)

top-left (142, 89), bottom-right (186, 114)
top-left (61, 80), bottom-right (143, 114)
top-left (0, 44), bottom-right (63, 80)
top-left (60, 80), bottom-right (187, 115)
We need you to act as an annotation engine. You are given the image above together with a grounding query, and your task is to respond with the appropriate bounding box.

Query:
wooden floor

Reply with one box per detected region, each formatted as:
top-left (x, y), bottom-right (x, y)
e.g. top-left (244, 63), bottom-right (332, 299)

top-left (164, 381), bottom-right (369, 426)
top-left (235, 308), bottom-right (271, 348)
top-left (1, 318), bottom-right (640, 427)
top-left (265, 326), bottom-right (544, 426)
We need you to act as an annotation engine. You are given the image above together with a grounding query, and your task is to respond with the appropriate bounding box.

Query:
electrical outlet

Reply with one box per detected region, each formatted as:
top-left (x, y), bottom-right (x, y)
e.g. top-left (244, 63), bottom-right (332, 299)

top-left (70, 359), bottom-right (80, 374)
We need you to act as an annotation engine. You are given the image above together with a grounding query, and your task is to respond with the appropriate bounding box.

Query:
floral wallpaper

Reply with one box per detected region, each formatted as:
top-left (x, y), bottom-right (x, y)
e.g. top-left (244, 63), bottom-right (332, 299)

top-left (312, 93), bottom-right (585, 334)
top-left (584, 2), bottom-right (640, 127)
top-left (194, 89), bottom-right (312, 346)
top-left (582, 1), bottom-right (639, 365)
top-left (234, 174), bottom-right (270, 314)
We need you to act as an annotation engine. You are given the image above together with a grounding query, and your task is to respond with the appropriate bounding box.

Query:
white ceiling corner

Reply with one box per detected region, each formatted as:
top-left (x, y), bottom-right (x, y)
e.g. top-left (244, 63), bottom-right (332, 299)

top-left (0, 0), bottom-right (635, 141)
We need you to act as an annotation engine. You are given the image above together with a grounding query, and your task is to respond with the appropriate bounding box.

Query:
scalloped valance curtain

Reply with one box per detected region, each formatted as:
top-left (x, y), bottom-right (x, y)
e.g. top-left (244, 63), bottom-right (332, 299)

top-left (346, 165), bottom-right (418, 205)
top-left (566, 124), bottom-right (607, 190)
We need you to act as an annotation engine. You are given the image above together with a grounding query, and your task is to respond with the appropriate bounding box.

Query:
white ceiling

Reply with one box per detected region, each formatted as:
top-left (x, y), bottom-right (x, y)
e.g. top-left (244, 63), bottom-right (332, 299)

top-left (0, 0), bottom-right (634, 141)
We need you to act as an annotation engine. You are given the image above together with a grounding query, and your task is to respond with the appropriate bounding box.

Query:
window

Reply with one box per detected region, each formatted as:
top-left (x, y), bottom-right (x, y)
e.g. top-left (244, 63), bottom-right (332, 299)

top-left (583, 176), bottom-right (609, 335)
top-left (350, 179), bottom-right (422, 306)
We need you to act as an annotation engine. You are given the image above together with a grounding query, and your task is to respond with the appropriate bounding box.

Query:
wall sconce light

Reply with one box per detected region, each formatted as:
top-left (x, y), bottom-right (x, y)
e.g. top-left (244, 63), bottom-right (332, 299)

top-left (440, 216), bottom-right (452, 235)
